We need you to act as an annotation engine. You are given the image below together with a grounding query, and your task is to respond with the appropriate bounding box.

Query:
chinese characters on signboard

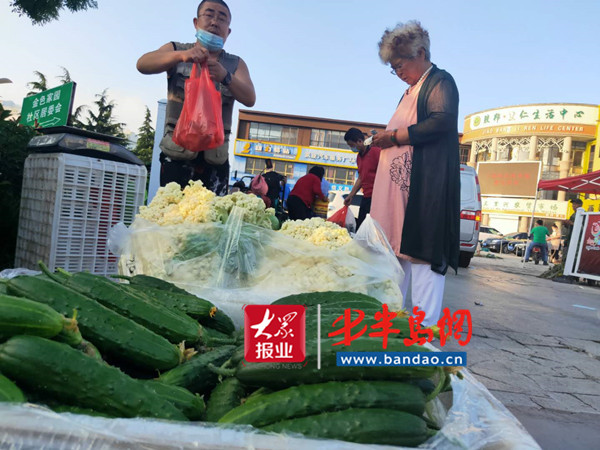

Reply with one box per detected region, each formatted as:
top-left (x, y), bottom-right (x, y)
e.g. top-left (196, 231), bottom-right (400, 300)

top-left (297, 148), bottom-right (357, 168)
top-left (234, 140), bottom-right (299, 161)
top-left (482, 196), bottom-right (569, 219)
top-left (19, 82), bottom-right (75, 128)
top-left (469, 104), bottom-right (597, 130)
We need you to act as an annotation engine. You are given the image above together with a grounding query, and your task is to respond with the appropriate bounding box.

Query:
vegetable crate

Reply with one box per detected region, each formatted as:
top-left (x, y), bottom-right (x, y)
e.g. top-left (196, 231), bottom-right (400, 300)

top-left (14, 153), bottom-right (147, 276)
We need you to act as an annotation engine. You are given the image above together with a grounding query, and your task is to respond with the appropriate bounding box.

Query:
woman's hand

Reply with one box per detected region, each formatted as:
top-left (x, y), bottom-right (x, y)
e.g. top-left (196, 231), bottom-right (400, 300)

top-left (372, 128), bottom-right (410, 149)
top-left (372, 130), bottom-right (396, 149)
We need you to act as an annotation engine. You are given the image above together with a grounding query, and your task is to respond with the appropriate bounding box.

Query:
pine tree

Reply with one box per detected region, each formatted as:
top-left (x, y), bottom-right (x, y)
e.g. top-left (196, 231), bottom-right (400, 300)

top-left (134, 106), bottom-right (155, 165)
top-left (81, 89), bottom-right (126, 138)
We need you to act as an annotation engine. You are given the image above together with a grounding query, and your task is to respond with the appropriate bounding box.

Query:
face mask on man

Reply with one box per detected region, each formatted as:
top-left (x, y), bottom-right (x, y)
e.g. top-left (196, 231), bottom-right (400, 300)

top-left (196, 28), bottom-right (224, 52)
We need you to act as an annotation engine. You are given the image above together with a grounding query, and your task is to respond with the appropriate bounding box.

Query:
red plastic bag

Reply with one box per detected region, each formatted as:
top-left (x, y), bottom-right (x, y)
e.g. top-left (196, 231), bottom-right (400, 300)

top-left (327, 205), bottom-right (348, 227)
top-left (172, 63), bottom-right (225, 152)
top-left (250, 173), bottom-right (268, 196)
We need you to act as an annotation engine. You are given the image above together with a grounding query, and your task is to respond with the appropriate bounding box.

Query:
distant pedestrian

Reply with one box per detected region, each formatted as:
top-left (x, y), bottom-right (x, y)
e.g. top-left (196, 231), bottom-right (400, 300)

top-left (287, 166), bottom-right (328, 220)
top-left (262, 159), bottom-right (285, 208)
top-left (563, 198), bottom-right (585, 255)
top-left (547, 224), bottom-right (561, 263)
top-left (344, 127), bottom-right (382, 230)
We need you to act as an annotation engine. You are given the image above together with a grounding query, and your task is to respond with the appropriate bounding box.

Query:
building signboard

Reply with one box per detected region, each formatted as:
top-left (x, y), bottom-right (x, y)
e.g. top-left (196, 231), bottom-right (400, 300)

top-left (477, 161), bottom-right (541, 197)
top-left (234, 139), bottom-right (299, 161)
top-left (297, 147), bottom-right (357, 168)
top-left (482, 196), bottom-right (569, 220)
top-left (463, 104), bottom-right (598, 142)
top-left (19, 82), bottom-right (75, 128)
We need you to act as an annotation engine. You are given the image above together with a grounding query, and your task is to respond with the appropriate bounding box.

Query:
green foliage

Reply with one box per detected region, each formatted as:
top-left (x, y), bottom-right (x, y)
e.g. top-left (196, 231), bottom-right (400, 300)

top-left (10, 0), bottom-right (98, 25)
top-left (80, 89), bottom-right (126, 139)
top-left (0, 105), bottom-right (38, 269)
top-left (26, 71), bottom-right (48, 97)
top-left (133, 106), bottom-right (155, 165)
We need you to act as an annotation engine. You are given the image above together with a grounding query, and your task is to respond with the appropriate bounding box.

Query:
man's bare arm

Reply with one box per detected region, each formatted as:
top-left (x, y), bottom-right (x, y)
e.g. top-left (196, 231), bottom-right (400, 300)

top-left (137, 42), bottom-right (208, 74)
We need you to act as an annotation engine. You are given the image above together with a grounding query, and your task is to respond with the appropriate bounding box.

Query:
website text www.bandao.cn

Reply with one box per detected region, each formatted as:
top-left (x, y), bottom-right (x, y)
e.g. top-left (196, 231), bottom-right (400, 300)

top-left (336, 352), bottom-right (467, 367)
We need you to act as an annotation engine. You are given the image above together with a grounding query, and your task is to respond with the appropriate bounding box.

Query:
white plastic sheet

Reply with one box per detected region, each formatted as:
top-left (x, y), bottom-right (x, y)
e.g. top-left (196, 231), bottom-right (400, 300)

top-left (0, 368), bottom-right (539, 449)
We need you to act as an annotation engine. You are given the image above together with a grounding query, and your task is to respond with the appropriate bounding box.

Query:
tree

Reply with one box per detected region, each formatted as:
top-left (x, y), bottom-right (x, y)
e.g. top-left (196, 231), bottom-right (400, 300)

top-left (57, 66), bottom-right (72, 84)
top-left (10, 0), bottom-right (98, 25)
top-left (26, 71), bottom-right (48, 96)
top-left (0, 104), bottom-right (38, 269)
top-left (133, 106), bottom-right (155, 165)
top-left (80, 89), bottom-right (126, 138)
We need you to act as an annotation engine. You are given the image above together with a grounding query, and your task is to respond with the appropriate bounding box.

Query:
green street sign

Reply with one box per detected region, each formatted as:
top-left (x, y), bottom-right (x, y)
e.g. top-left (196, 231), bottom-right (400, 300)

top-left (19, 82), bottom-right (76, 128)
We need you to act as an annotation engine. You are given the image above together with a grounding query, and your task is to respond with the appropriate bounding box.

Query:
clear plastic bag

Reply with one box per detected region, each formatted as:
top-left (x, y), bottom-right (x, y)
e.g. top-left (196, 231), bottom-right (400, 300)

top-left (0, 367), bottom-right (540, 449)
top-left (111, 208), bottom-right (405, 325)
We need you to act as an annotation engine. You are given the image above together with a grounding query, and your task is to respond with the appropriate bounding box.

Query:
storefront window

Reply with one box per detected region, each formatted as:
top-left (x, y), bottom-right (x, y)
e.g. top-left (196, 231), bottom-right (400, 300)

top-left (245, 158), bottom-right (294, 177)
top-left (308, 164), bottom-right (356, 185)
top-left (249, 122), bottom-right (299, 145)
top-left (310, 129), bottom-right (350, 150)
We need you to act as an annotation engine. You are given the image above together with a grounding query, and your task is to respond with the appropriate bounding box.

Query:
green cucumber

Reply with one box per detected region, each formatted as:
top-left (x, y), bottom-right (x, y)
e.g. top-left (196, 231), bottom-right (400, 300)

top-left (0, 294), bottom-right (64, 341)
top-left (119, 284), bottom-right (216, 318)
top-left (145, 381), bottom-right (206, 420)
top-left (158, 345), bottom-right (236, 394)
top-left (45, 268), bottom-right (202, 344)
top-left (271, 291), bottom-right (384, 307)
top-left (235, 337), bottom-right (437, 388)
top-left (0, 336), bottom-right (187, 420)
top-left (53, 311), bottom-right (83, 347)
top-left (205, 377), bottom-right (246, 422)
top-left (219, 380), bottom-right (425, 427)
top-left (78, 340), bottom-right (103, 361)
top-left (262, 408), bottom-right (432, 447)
top-left (112, 274), bottom-right (191, 295)
top-left (6, 275), bottom-right (181, 371)
top-left (0, 373), bottom-right (26, 402)
top-left (119, 283), bottom-right (235, 335)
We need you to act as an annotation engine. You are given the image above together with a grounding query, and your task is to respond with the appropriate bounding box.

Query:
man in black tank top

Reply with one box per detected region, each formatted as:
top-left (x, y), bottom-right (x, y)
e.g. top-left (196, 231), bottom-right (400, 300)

top-left (137, 0), bottom-right (255, 195)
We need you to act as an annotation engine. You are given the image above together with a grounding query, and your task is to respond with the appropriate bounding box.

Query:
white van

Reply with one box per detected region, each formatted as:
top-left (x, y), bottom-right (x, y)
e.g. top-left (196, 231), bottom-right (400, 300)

top-left (458, 164), bottom-right (482, 267)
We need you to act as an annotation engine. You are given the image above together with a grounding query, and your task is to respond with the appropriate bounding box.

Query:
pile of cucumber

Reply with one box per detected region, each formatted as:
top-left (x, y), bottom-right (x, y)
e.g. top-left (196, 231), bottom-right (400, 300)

top-left (0, 264), bottom-right (237, 420)
top-left (0, 269), bottom-right (456, 447)
top-left (206, 291), bottom-right (454, 447)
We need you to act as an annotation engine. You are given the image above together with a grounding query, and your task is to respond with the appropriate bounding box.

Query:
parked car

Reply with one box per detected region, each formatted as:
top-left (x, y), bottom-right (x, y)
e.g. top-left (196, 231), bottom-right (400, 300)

top-left (478, 225), bottom-right (503, 242)
top-left (482, 231), bottom-right (529, 253)
top-left (327, 191), bottom-right (362, 220)
top-left (458, 165), bottom-right (482, 268)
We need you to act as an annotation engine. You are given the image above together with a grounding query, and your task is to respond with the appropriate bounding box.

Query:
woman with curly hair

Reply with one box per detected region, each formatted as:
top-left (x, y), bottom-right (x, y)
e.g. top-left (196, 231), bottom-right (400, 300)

top-left (371, 21), bottom-right (460, 326)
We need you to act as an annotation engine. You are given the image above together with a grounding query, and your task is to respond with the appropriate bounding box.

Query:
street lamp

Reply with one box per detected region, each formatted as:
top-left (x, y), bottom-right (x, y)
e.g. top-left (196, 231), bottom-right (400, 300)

top-left (0, 78), bottom-right (13, 84)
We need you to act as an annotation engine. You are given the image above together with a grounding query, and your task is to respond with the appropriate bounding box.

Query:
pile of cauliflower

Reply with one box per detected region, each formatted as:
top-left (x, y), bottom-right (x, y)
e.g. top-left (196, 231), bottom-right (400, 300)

top-left (137, 180), bottom-right (351, 248)
top-left (280, 217), bottom-right (351, 249)
top-left (138, 181), bottom-right (276, 229)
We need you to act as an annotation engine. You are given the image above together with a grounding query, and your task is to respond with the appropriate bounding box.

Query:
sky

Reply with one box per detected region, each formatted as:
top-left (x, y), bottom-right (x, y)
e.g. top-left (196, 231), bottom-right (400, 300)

top-left (1, 0), bottom-right (599, 136)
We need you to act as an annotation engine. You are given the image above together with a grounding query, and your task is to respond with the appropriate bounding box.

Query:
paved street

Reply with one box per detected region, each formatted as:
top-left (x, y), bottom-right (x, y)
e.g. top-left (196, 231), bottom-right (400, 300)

top-left (406, 252), bottom-right (600, 449)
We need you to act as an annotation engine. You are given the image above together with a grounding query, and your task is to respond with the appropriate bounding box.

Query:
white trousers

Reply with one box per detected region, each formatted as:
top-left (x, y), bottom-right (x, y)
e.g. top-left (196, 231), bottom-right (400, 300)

top-left (399, 259), bottom-right (446, 327)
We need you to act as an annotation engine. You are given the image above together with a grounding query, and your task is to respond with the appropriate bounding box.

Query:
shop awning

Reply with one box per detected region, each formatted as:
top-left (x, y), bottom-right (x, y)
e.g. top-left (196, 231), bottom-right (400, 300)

top-left (537, 170), bottom-right (600, 194)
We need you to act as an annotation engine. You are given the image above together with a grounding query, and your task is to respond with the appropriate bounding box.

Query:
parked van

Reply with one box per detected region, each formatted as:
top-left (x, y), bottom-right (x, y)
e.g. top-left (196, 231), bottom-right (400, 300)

top-left (458, 164), bottom-right (482, 268)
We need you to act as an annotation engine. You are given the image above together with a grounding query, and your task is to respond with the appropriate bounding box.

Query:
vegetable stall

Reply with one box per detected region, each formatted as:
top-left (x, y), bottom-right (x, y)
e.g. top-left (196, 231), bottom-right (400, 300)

top-left (0, 181), bottom-right (539, 449)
